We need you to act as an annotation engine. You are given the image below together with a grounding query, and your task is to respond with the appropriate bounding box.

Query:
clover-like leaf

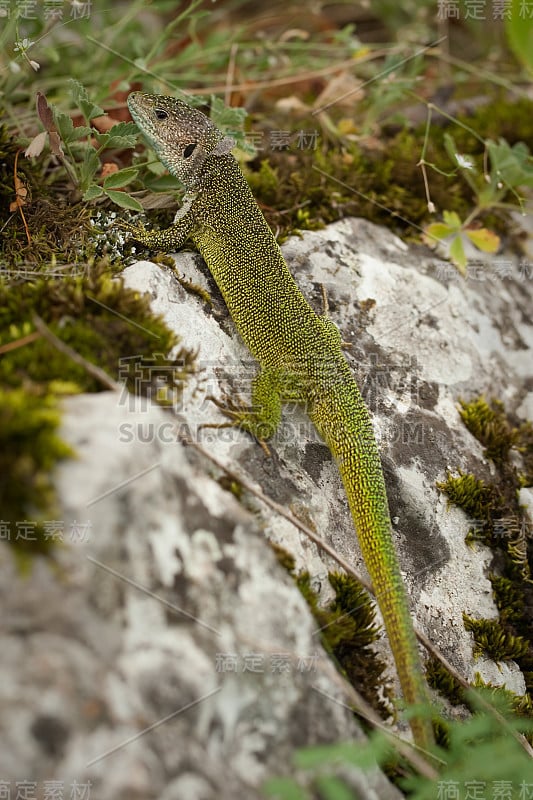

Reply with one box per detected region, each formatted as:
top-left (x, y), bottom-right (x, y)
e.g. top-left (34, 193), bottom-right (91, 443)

top-left (465, 227), bottom-right (500, 253)
top-left (83, 184), bottom-right (104, 201)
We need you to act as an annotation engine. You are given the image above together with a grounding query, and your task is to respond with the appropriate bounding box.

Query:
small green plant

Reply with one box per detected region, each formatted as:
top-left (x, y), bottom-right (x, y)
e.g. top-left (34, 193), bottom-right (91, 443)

top-left (26, 81), bottom-right (142, 210)
top-left (436, 470), bottom-right (503, 522)
top-left (25, 81), bottom-right (253, 213)
top-left (436, 398), bottom-right (533, 717)
top-left (423, 133), bottom-right (533, 274)
top-left (263, 691), bottom-right (533, 799)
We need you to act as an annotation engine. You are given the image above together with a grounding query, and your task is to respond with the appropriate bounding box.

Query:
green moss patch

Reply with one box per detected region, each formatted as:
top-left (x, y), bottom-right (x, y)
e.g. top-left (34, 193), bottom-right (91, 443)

top-left (297, 569), bottom-right (393, 721)
top-left (270, 543), bottom-right (392, 720)
top-left (0, 259), bottom-right (195, 394)
top-left (1, 259), bottom-right (197, 564)
top-left (0, 388), bottom-right (73, 567)
top-left (437, 397), bottom-right (533, 700)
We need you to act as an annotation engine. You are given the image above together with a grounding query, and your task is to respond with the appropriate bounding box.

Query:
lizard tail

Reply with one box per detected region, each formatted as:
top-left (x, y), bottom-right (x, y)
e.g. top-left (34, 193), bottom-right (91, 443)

top-left (311, 386), bottom-right (435, 751)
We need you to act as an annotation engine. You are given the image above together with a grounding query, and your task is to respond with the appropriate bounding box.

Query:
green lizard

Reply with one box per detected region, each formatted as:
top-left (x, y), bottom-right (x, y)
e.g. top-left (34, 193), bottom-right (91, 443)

top-left (124, 91), bottom-right (434, 750)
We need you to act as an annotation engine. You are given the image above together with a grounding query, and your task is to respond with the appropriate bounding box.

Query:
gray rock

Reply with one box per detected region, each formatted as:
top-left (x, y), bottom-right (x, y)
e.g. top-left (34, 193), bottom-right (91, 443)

top-left (123, 217), bottom-right (531, 695)
top-left (3, 216), bottom-right (531, 798)
top-left (1, 392), bottom-right (400, 800)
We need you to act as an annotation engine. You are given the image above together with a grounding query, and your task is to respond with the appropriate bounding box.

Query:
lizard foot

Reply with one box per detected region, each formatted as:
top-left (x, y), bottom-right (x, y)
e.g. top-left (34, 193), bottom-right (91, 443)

top-left (200, 392), bottom-right (272, 456)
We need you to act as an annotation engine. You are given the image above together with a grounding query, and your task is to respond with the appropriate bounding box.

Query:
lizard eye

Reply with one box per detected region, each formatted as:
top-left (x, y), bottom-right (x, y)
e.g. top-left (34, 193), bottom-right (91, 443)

top-left (183, 143), bottom-right (197, 159)
top-left (155, 108), bottom-right (168, 120)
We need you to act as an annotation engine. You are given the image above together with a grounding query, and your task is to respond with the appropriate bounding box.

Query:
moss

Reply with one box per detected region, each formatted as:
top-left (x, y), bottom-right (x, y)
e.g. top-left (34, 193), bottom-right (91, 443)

top-left (0, 259), bottom-right (196, 397)
top-left (239, 93), bottom-right (533, 252)
top-left (426, 657), bottom-right (466, 707)
top-left (269, 542), bottom-right (296, 574)
top-left (436, 396), bottom-right (533, 704)
top-left (436, 470), bottom-right (503, 522)
top-left (294, 570), bottom-right (393, 720)
top-left (328, 572), bottom-right (382, 651)
top-left (0, 388), bottom-right (73, 568)
top-left (517, 419), bottom-right (533, 488)
top-left (459, 397), bottom-right (517, 464)
top-left (246, 160), bottom-right (280, 207)
top-left (472, 674), bottom-right (533, 734)
top-left (1, 258), bottom-right (197, 564)
top-left (2, 116), bottom-right (198, 569)
top-left (447, 401), bottom-right (533, 585)
top-left (427, 657), bottom-right (533, 747)
top-left (442, 97), bottom-right (533, 159)
top-left (0, 123), bottom-right (97, 271)
top-left (247, 134), bottom-right (442, 242)
top-left (218, 475), bottom-right (244, 501)
top-left (463, 615), bottom-right (530, 662)
top-left (490, 574), bottom-right (525, 625)
top-left (244, 156), bottom-right (324, 242)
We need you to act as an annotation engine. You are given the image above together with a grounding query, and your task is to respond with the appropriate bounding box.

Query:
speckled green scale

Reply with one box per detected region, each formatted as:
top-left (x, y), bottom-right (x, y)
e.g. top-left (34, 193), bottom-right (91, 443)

top-left (126, 92), bottom-right (434, 750)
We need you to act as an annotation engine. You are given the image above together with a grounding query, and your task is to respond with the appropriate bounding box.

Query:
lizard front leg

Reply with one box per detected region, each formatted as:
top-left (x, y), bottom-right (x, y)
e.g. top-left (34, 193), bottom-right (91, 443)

top-left (121, 213), bottom-right (195, 253)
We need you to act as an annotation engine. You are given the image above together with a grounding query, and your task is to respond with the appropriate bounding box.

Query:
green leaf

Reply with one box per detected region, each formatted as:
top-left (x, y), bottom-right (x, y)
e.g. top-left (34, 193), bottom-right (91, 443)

top-left (103, 167), bottom-right (139, 189)
top-left (106, 121), bottom-right (139, 137)
top-left (53, 109), bottom-right (74, 140)
top-left (465, 227), bottom-right (500, 253)
top-left (487, 138), bottom-right (533, 189)
top-left (443, 132), bottom-right (459, 166)
top-left (442, 209), bottom-right (462, 230)
top-left (143, 174), bottom-right (182, 192)
top-left (505, 0), bottom-right (533, 73)
top-left (209, 96), bottom-right (253, 152)
top-left (210, 95), bottom-right (247, 130)
top-left (104, 189), bottom-right (144, 211)
top-left (262, 778), bottom-right (309, 799)
top-left (315, 776), bottom-right (354, 800)
top-left (69, 79), bottom-right (105, 122)
top-left (424, 222), bottom-right (455, 243)
top-left (449, 234), bottom-right (467, 275)
top-left (83, 184), bottom-right (104, 201)
top-left (93, 122), bottom-right (139, 150)
top-left (294, 735), bottom-right (393, 772)
top-left (53, 109), bottom-right (90, 143)
top-left (78, 147), bottom-right (101, 191)
top-left (144, 158), bottom-right (169, 178)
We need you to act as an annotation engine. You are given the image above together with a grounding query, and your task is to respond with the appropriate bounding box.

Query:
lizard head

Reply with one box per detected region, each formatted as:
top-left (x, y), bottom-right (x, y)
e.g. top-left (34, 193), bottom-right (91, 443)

top-left (127, 92), bottom-right (235, 189)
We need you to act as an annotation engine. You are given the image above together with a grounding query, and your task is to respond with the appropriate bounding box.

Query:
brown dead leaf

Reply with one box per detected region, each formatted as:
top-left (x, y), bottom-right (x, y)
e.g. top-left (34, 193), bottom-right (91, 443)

top-left (27, 91), bottom-right (64, 157)
top-left (11, 150), bottom-right (31, 244)
top-left (9, 167), bottom-right (28, 212)
top-left (313, 71), bottom-right (364, 113)
top-left (36, 91), bottom-right (54, 131)
top-left (49, 130), bottom-right (64, 157)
